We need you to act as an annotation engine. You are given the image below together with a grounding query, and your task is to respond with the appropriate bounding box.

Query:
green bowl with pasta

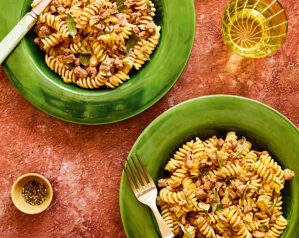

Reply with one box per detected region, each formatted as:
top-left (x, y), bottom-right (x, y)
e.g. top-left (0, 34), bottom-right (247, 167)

top-left (0, 0), bottom-right (195, 124)
top-left (119, 95), bottom-right (299, 238)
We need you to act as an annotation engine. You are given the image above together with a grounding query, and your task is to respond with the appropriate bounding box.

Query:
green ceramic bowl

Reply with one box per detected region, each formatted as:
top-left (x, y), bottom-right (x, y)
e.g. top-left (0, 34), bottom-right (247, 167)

top-left (0, 0), bottom-right (195, 124)
top-left (120, 95), bottom-right (299, 238)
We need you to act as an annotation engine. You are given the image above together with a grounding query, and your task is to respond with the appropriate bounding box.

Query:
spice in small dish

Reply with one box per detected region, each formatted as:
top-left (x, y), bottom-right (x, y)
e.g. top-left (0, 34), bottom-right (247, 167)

top-left (22, 180), bottom-right (48, 206)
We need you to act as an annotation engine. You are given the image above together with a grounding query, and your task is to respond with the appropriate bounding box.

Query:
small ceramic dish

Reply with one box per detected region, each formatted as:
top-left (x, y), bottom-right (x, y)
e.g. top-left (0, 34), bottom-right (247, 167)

top-left (120, 95), bottom-right (299, 238)
top-left (11, 173), bottom-right (53, 215)
top-left (0, 0), bottom-right (195, 124)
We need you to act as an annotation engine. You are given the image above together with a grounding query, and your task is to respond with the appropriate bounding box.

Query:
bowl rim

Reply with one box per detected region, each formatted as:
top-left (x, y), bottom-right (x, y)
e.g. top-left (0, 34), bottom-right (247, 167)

top-left (119, 94), bottom-right (299, 237)
top-left (11, 172), bottom-right (53, 215)
top-left (1, 0), bottom-right (196, 125)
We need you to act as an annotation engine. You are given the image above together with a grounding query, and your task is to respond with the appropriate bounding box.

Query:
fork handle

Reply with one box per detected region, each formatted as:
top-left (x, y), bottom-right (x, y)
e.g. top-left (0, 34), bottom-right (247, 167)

top-left (148, 203), bottom-right (174, 238)
top-left (0, 11), bottom-right (37, 65)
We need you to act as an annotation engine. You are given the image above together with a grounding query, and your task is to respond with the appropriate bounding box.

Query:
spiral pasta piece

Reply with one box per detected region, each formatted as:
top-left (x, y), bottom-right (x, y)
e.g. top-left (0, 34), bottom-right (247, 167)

top-left (70, 42), bottom-right (89, 53)
top-left (172, 141), bottom-right (193, 162)
top-left (159, 188), bottom-right (186, 204)
top-left (41, 33), bottom-right (63, 51)
top-left (271, 196), bottom-right (283, 217)
top-left (76, 77), bottom-right (99, 89)
top-left (236, 140), bottom-right (252, 157)
top-left (69, 4), bottom-right (82, 20)
top-left (134, 0), bottom-right (148, 11)
top-left (98, 33), bottom-right (125, 47)
top-left (204, 136), bottom-right (219, 149)
top-left (225, 131), bottom-right (238, 142)
top-left (266, 216), bottom-right (288, 238)
top-left (223, 207), bottom-right (251, 238)
top-left (196, 217), bottom-right (216, 238)
top-left (192, 137), bottom-right (206, 159)
top-left (169, 167), bottom-right (188, 188)
top-left (105, 71), bottom-right (129, 89)
top-left (161, 205), bottom-right (177, 233)
top-left (260, 154), bottom-right (284, 192)
top-left (189, 159), bottom-right (200, 178)
top-left (45, 55), bottom-right (75, 83)
top-left (244, 151), bottom-right (258, 173)
top-left (165, 159), bottom-right (184, 172)
top-left (183, 224), bottom-right (196, 238)
top-left (39, 13), bottom-right (69, 38)
top-left (91, 41), bottom-right (108, 62)
top-left (133, 30), bottom-right (160, 70)
top-left (245, 219), bottom-right (260, 232)
top-left (78, 0), bottom-right (104, 27)
top-left (256, 193), bottom-right (272, 212)
top-left (253, 160), bottom-right (275, 183)
top-left (182, 177), bottom-right (196, 190)
top-left (217, 162), bottom-right (243, 178)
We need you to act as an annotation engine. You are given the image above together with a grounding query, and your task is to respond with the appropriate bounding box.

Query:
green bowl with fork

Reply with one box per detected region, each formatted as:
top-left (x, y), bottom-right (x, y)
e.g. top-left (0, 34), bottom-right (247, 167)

top-left (119, 95), bottom-right (299, 237)
top-left (0, 0), bottom-right (195, 124)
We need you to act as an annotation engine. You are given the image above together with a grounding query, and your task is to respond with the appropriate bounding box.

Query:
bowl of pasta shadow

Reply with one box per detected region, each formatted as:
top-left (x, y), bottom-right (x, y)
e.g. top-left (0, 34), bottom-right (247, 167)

top-left (0, 0), bottom-right (195, 124)
top-left (120, 95), bottom-right (299, 238)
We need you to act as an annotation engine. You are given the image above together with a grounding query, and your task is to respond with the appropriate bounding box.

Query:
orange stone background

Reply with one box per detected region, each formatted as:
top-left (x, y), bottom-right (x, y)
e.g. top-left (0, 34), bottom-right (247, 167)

top-left (0, 0), bottom-right (298, 237)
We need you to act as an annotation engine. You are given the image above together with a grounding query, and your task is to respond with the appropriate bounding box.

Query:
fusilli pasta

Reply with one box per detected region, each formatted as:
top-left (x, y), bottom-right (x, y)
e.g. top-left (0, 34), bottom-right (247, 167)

top-left (157, 132), bottom-right (295, 238)
top-left (33, 0), bottom-right (160, 89)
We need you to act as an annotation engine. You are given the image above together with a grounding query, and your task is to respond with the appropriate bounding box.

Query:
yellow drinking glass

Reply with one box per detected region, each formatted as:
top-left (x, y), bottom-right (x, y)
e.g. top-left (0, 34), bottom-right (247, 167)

top-left (222, 0), bottom-right (288, 58)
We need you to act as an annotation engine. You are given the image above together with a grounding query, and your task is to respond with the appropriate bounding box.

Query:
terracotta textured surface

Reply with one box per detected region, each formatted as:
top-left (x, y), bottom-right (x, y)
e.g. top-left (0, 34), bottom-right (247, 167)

top-left (0, 0), bottom-right (298, 237)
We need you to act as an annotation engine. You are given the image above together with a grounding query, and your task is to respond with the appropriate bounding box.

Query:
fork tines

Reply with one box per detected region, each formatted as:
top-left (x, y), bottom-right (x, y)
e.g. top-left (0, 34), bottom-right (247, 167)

top-left (124, 154), bottom-right (155, 195)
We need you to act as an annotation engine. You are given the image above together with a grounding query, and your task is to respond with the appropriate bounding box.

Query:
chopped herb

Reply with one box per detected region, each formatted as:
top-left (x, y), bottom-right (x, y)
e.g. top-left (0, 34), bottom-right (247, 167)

top-left (233, 137), bottom-right (247, 158)
top-left (216, 203), bottom-right (223, 211)
top-left (79, 35), bottom-right (90, 51)
top-left (117, 3), bottom-right (125, 10)
top-left (182, 190), bottom-right (198, 211)
top-left (203, 209), bottom-right (209, 216)
top-left (216, 152), bottom-right (223, 168)
top-left (98, 50), bottom-right (107, 61)
top-left (199, 169), bottom-right (208, 175)
top-left (268, 196), bottom-right (277, 213)
top-left (67, 14), bottom-right (77, 37)
top-left (261, 224), bottom-right (269, 231)
top-left (179, 224), bottom-right (193, 238)
top-left (212, 189), bottom-right (220, 212)
top-left (189, 198), bottom-right (199, 210)
top-left (243, 181), bottom-right (251, 200)
top-left (273, 179), bottom-right (280, 185)
top-left (79, 53), bottom-right (91, 66)
top-left (56, 6), bottom-right (64, 14)
top-left (116, 0), bottom-right (126, 11)
top-left (126, 34), bottom-right (139, 53)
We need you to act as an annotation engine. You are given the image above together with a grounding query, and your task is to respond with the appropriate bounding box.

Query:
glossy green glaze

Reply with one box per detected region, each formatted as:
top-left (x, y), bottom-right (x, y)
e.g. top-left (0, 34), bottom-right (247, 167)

top-left (120, 95), bottom-right (299, 238)
top-left (0, 0), bottom-right (195, 124)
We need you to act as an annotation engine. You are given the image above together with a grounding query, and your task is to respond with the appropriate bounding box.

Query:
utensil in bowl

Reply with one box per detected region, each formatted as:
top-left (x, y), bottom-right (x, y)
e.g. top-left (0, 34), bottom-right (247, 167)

top-left (0, 0), bottom-right (195, 124)
top-left (124, 155), bottom-right (174, 238)
top-left (0, 0), bottom-right (52, 64)
top-left (120, 95), bottom-right (299, 238)
top-left (222, 0), bottom-right (288, 58)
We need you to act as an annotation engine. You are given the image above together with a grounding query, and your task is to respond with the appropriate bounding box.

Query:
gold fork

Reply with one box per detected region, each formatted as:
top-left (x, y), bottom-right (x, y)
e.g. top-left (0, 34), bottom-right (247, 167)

top-left (124, 155), bottom-right (174, 238)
